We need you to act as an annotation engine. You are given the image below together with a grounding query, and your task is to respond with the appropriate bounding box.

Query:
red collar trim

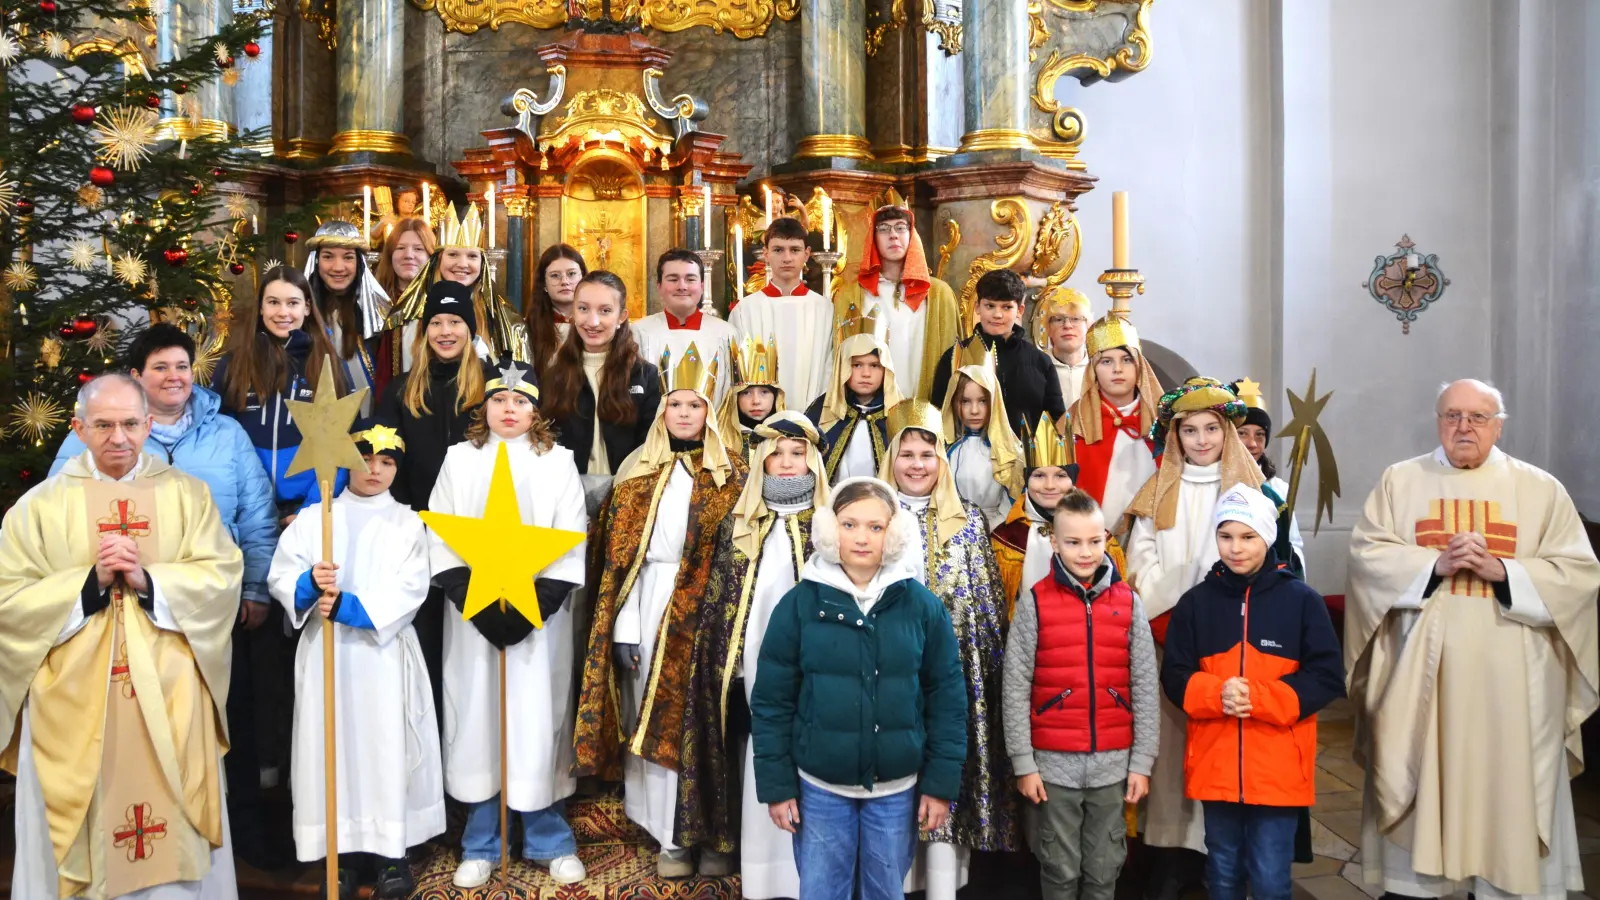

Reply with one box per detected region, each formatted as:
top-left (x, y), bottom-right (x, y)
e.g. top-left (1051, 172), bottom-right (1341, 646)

top-left (761, 281), bottom-right (810, 297)
top-left (665, 309), bottom-right (703, 330)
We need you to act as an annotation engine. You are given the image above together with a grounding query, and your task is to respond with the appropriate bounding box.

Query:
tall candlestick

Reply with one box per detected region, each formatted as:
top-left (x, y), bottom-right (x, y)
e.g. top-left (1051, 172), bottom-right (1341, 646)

top-left (764, 185), bottom-right (773, 227)
top-left (421, 182), bottom-right (432, 227)
top-left (734, 222), bottom-right (745, 296)
top-left (362, 184), bottom-right (372, 246)
top-left (251, 214), bottom-right (258, 235)
top-left (702, 184), bottom-right (712, 249)
top-left (822, 195), bottom-right (832, 252)
top-left (486, 185), bottom-right (496, 249)
top-left (1111, 191), bottom-right (1130, 269)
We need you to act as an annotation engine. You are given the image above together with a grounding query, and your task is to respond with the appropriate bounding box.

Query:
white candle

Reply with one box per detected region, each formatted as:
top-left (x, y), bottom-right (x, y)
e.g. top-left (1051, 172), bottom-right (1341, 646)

top-left (734, 221), bottom-right (745, 296)
top-left (421, 182), bottom-right (431, 227)
top-left (362, 184), bottom-right (372, 246)
top-left (764, 185), bottom-right (773, 226)
top-left (1404, 252), bottom-right (1420, 269)
top-left (251, 214), bottom-right (258, 235)
top-left (178, 138), bottom-right (187, 160)
top-left (486, 185), bottom-right (496, 249)
top-left (702, 184), bottom-right (711, 248)
top-left (822, 194), bottom-right (832, 252)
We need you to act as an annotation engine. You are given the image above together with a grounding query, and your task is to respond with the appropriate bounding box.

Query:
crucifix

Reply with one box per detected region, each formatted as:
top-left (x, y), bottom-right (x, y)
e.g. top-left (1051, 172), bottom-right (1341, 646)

top-left (577, 212), bottom-right (627, 269)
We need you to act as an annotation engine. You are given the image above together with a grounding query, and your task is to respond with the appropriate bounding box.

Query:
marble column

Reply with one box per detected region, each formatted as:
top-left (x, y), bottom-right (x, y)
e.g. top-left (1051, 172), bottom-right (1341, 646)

top-left (795, 0), bottom-right (872, 160)
top-left (232, 2), bottom-right (274, 154)
top-left (958, 0), bottom-right (1036, 152)
top-left (329, 0), bottom-right (408, 156)
top-left (158, 0), bottom-right (233, 139)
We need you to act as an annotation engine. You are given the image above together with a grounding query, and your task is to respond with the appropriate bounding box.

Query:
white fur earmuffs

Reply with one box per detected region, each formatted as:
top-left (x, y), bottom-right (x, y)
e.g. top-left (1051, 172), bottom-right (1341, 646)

top-left (810, 476), bottom-right (919, 564)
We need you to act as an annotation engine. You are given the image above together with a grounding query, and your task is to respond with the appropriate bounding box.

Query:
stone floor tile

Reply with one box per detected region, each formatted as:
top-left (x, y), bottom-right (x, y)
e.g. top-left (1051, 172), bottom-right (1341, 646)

top-left (1314, 790), bottom-right (1365, 814)
top-left (1310, 818), bottom-right (1359, 861)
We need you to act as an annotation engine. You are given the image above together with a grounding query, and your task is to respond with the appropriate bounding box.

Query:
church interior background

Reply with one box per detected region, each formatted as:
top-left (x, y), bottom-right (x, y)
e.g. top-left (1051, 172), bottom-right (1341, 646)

top-left (4, 0), bottom-right (1600, 897)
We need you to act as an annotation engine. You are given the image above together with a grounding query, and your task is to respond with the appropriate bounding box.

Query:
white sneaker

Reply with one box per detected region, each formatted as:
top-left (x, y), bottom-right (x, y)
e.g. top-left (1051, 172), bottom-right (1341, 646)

top-left (545, 854), bottom-right (586, 884)
top-left (452, 859), bottom-right (495, 888)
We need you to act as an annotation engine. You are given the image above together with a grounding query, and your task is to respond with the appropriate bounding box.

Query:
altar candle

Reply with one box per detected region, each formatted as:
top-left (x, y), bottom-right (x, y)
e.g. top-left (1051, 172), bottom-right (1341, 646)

top-left (421, 182), bottom-right (432, 227)
top-left (362, 184), bottom-right (372, 246)
top-left (734, 221), bottom-right (745, 295)
top-left (822, 194), bottom-right (832, 252)
top-left (1111, 191), bottom-right (1130, 269)
top-left (178, 138), bottom-right (187, 160)
top-left (702, 184), bottom-right (711, 248)
top-left (486, 185), bottom-right (496, 249)
top-left (764, 185), bottom-right (773, 227)
top-left (251, 214), bottom-right (258, 235)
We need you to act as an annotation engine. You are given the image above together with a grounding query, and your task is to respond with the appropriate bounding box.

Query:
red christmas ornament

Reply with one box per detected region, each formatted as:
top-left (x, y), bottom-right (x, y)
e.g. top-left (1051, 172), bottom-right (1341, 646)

top-left (229, 262), bottom-right (246, 275)
top-left (77, 371), bottom-right (95, 386)
top-left (189, 182), bottom-right (203, 198)
top-left (283, 229), bottom-right (299, 244)
top-left (70, 103), bottom-right (95, 124)
top-left (16, 198), bottom-right (33, 214)
top-left (174, 82), bottom-right (189, 95)
top-left (58, 323), bottom-right (75, 339)
top-left (216, 55), bottom-right (234, 69)
top-left (39, 0), bottom-right (57, 13)
top-left (144, 93), bottom-right (160, 109)
top-left (211, 167), bottom-right (227, 178)
top-left (181, 297), bottom-right (198, 309)
top-left (71, 316), bottom-right (98, 337)
top-left (243, 41), bottom-right (260, 58)
top-left (89, 166), bottom-right (115, 187)
top-left (163, 247), bottom-right (188, 267)
top-left (18, 469), bottom-right (31, 481)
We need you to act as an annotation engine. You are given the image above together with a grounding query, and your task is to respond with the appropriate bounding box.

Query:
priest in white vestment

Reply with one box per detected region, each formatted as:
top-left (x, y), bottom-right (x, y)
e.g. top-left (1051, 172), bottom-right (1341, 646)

top-left (1347, 379), bottom-right (1600, 900)
top-left (0, 375), bottom-right (242, 900)
top-left (633, 249), bottom-right (736, 405)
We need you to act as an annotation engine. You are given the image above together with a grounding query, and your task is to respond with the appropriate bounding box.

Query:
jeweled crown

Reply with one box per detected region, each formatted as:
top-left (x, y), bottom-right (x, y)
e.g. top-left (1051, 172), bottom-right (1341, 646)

top-left (439, 202), bottom-right (484, 250)
top-left (835, 302), bottom-right (880, 344)
top-left (1024, 414), bottom-right (1074, 469)
top-left (731, 335), bottom-right (780, 388)
top-left (885, 399), bottom-right (942, 441)
top-left (1085, 311), bottom-right (1140, 357)
top-left (660, 342), bottom-right (719, 397)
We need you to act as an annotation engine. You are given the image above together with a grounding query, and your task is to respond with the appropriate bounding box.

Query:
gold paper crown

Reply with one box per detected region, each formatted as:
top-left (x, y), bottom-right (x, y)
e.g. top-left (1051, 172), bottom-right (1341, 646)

top-left (1023, 414), bottom-right (1074, 469)
top-left (354, 423), bottom-right (405, 453)
top-left (835, 302), bottom-right (880, 344)
top-left (957, 337), bottom-right (996, 372)
top-left (1032, 286), bottom-right (1092, 350)
top-left (886, 399), bottom-right (942, 441)
top-left (1085, 311), bottom-right (1141, 357)
top-left (732, 335), bottom-right (780, 388)
top-left (660, 342), bottom-right (719, 397)
top-left (439, 202), bottom-right (484, 250)
top-left (1234, 377), bottom-right (1265, 410)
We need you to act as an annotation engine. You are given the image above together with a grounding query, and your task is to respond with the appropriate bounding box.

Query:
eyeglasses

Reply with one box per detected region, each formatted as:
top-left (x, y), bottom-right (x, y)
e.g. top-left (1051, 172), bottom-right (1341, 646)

top-left (874, 224), bottom-right (912, 237)
top-left (1050, 315), bottom-right (1090, 327)
top-left (1438, 411), bottom-right (1498, 427)
top-left (86, 418), bottom-right (149, 436)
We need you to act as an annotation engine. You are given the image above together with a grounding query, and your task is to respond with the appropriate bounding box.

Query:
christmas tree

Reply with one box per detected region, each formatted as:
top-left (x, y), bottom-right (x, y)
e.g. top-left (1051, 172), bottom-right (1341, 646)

top-left (0, 0), bottom-right (273, 507)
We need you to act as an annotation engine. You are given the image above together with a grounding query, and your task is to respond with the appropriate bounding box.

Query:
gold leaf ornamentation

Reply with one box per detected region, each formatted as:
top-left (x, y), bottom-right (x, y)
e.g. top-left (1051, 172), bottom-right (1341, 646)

top-left (1032, 0), bottom-right (1152, 114)
top-left (866, 0), bottom-right (906, 57)
top-left (958, 199), bottom-right (1032, 328)
top-left (934, 216), bottom-right (960, 282)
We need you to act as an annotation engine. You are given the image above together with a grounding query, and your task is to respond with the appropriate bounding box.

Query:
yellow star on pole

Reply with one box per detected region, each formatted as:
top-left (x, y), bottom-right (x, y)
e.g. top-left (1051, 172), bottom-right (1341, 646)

top-left (284, 355), bottom-right (369, 486)
top-left (420, 441), bottom-right (585, 627)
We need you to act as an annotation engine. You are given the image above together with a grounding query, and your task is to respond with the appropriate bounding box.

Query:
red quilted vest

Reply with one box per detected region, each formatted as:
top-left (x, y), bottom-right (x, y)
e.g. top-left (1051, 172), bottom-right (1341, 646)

top-left (1029, 573), bottom-right (1135, 753)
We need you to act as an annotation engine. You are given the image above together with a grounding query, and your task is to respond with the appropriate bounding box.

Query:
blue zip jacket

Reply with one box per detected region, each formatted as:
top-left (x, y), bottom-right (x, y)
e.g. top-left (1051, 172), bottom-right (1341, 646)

top-left (50, 385), bottom-right (278, 600)
top-left (211, 329), bottom-right (348, 510)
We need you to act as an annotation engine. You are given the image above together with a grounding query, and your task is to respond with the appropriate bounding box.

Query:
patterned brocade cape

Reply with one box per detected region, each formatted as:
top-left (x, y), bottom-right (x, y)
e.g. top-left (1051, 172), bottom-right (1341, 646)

top-left (910, 499), bottom-right (1020, 852)
top-left (676, 507), bottom-right (817, 853)
top-left (572, 450), bottom-right (748, 782)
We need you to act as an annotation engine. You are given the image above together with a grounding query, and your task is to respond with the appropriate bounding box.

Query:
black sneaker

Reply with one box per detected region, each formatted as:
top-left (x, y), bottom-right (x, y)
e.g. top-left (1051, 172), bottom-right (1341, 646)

top-left (317, 868), bottom-right (358, 900)
top-left (373, 860), bottom-right (415, 899)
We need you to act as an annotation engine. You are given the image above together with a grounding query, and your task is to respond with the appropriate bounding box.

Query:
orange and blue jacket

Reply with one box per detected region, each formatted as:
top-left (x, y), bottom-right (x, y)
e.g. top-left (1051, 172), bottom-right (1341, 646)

top-left (1159, 554), bottom-right (1344, 807)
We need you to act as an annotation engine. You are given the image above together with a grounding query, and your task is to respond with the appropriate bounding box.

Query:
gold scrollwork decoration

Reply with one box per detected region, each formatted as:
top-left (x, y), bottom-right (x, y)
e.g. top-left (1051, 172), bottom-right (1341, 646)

top-left (1032, 0), bottom-right (1152, 114)
top-left (934, 216), bottom-right (960, 282)
top-left (644, 0), bottom-right (797, 39)
top-left (1027, 0), bottom-right (1048, 62)
top-left (1030, 202), bottom-right (1070, 277)
top-left (409, 0), bottom-right (565, 34)
top-left (414, 0), bottom-right (796, 37)
top-left (921, 0), bottom-right (961, 55)
top-left (299, 0), bottom-right (337, 49)
top-left (866, 0), bottom-right (906, 56)
top-left (958, 198), bottom-right (1032, 327)
top-left (1041, 213), bottom-right (1081, 289)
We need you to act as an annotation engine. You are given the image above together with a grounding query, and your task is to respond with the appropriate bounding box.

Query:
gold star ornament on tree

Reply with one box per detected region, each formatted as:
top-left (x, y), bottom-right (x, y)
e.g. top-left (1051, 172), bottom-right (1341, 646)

top-left (420, 441), bottom-right (585, 627)
top-left (283, 355), bottom-right (369, 487)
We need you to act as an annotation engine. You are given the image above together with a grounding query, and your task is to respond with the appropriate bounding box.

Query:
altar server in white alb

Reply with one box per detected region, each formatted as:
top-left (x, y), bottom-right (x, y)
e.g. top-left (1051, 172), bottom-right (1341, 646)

top-left (729, 216), bottom-right (834, 411)
top-left (267, 419), bottom-right (444, 900)
top-left (427, 362), bottom-right (589, 890)
top-left (633, 248), bottom-right (736, 405)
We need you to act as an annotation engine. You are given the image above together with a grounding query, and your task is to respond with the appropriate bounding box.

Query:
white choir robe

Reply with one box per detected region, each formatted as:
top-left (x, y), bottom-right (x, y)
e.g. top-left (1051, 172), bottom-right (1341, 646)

top-left (832, 421), bottom-right (880, 485)
top-left (872, 280), bottom-right (929, 398)
top-left (1125, 461), bottom-right (1222, 854)
top-left (612, 460), bottom-right (695, 849)
top-left (728, 288), bottom-right (834, 412)
top-left (632, 312), bottom-right (737, 405)
top-left (739, 502), bottom-right (807, 900)
top-left (267, 490), bottom-right (445, 862)
top-left (1014, 499), bottom-right (1055, 610)
top-left (427, 434), bottom-right (588, 813)
top-left (948, 435), bottom-right (1011, 530)
top-left (1051, 355), bottom-right (1087, 413)
top-left (1100, 399), bottom-right (1158, 528)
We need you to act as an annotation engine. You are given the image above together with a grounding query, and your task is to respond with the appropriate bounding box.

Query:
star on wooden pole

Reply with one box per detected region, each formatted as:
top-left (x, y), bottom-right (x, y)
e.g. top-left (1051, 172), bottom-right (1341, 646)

top-left (420, 441), bottom-right (585, 627)
top-left (284, 356), bottom-right (369, 483)
top-left (1275, 369), bottom-right (1341, 536)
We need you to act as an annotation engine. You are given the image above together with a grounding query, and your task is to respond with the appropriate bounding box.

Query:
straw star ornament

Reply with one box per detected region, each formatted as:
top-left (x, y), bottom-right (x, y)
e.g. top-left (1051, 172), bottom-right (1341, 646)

top-left (283, 356), bottom-right (369, 486)
top-left (420, 441), bottom-right (584, 626)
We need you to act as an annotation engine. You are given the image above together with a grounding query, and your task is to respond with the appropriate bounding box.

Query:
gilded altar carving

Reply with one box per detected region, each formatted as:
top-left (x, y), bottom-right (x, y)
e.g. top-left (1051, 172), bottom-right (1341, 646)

top-left (539, 89), bottom-right (674, 158)
top-left (299, 0), bottom-right (337, 49)
top-left (413, 0), bottom-right (797, 37)
top-left (921, 0), bottom-right (960, 55)
top-left (958, 198), bottom-right (1032, 326)
top-left (1031, 203), bottom-right (1080, 290)
top-left (934, 216), bottom-right (960, 282)
top-left (866, 0), bottom-right (906, 57)
top-left (1031, 0), bottom-right (1152, 114)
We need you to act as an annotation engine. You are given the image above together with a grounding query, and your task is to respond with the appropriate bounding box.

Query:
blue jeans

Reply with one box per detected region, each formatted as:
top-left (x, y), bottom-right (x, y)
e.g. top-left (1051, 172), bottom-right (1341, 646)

top-left (461, 797), bottom-right (577, 862)
top-left (1201, 801), bottom-right (1299, 900)
top-left (792, 779), bottom-right (917, 900)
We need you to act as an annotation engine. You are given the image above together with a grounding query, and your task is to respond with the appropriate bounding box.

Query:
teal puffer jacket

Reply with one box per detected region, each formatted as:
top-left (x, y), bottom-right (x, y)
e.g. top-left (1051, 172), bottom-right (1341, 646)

top-left (750, 574), bottom-right (967, 804)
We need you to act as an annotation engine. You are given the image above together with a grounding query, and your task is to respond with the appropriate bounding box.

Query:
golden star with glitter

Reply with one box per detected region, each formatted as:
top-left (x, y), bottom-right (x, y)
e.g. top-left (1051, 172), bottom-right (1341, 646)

top-left (94, 106), bottom-right (159, 172)
top-left (191, 341), bottom-right (221, 383)
top-left (66, 240), bottom-right (98, 272)
top-left (77, 183), bottom-right (104, 210)
top-left (41, 32), bottom-right (70, 58)
top-left (40, 336), bottom-right (62, 369)
top-left (0, 32), bottom-right (19, 66)
top-left (6, 392), bottom-right (67, 445)
top-left (221, 68), bottom-right (240, 87)
top-left (85, 322), bottom-right (118, 354)
top-left (3, 261), bottom-right (38, 291)
top-left (112, 252), bottom-right (148, 286)
top-left (224, 193), bottom-right (251, 219)
top-left (357, 423), bottom-right (405, 454)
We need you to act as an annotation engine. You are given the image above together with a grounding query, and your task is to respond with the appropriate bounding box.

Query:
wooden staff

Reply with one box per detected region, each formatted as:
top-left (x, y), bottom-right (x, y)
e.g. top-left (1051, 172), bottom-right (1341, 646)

top-left (500, 596), bottom-right (510, 888)
top-left (320, 476), bottom-right (338, 898)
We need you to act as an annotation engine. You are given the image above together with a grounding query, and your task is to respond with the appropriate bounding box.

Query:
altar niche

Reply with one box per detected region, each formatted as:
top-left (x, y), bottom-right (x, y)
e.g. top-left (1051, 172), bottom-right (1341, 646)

top-left (563, 150), bottom-right (649, 320)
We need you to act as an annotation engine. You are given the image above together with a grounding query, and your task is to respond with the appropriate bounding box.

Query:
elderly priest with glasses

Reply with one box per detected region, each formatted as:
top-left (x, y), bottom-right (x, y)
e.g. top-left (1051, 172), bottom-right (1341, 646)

top-left (0, 373), bottom-right (243, 900)
top-left (1346, 378), bottom-right (1600, 900)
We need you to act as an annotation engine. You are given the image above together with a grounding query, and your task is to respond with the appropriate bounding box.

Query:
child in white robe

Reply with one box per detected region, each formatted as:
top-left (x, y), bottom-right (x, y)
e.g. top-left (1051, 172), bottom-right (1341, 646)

top-left (940, 350), bottom-right (1023, 530)
top-left (426, 362), bottom-right (589, 889)
top-left (267, 419), bottom-right (445, 900)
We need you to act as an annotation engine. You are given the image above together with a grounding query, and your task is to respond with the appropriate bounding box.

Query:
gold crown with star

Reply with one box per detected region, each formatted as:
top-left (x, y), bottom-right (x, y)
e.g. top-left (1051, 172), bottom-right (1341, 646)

top-left (1233, 377), bottom-right (1266, 410)
top-left (731, 335), bottom-right (780, 388)
top-left (1032, 286), bottom-right (1093, 350)
top-left (660, 342), bottom-right (719, 397)
top-left (484, 361), bottom-right (539, 400)
top-left (886, 399), bottom-right (942, 441)
top-left (957, 337), bottom-right (997, 372)
top-left (354, 423), bottom-right (405, 454)
top-left (1023, 413), bottom-right (1074, 469)
top-left (835, 302), bottom-right (881, 344)
top-left (1085, 311), bottom-right (1141, 357)
top-left (439, 202), bottom-right (484, 250)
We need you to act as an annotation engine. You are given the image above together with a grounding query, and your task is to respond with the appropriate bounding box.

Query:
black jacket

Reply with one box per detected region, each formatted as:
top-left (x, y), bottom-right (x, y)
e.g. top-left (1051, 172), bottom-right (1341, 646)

top-left (378, 359), bottom-right (494, 511)
top-left (929, 324), bottom-right (1066, 438)
top-left (549, 358), bottom-right (661, 475)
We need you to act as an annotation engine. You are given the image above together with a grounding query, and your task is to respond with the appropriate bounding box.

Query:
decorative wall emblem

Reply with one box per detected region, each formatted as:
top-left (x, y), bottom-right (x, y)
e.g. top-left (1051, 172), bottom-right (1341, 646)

top-left (1363, 234), bottom-right (1449, 335)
